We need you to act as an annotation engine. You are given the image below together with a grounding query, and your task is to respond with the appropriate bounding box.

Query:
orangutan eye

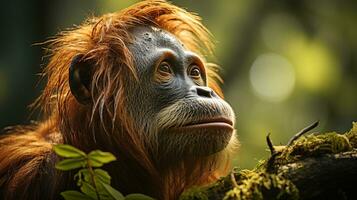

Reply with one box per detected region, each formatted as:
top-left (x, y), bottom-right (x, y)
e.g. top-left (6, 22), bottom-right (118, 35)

top-left (158, 61), bottom-right (172, 75)
top-left (188, 65), bottom-right (202, 79)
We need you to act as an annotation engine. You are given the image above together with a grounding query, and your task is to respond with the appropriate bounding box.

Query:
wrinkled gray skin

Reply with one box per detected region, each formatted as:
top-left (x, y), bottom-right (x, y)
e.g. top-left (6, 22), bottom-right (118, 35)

top-left (124, 26), bottom-right (235, 165)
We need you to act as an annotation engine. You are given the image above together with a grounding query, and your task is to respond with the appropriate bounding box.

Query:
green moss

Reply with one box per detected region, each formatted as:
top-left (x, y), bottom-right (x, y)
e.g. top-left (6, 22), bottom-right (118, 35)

top-left (223, 170), bottom-right (298, 200)
top-left (179, 122), bottom-right (357, 200)
top-left (274, 123), bottom-right (356, 165)
top-left (289, 133), bottom-right (351, 155)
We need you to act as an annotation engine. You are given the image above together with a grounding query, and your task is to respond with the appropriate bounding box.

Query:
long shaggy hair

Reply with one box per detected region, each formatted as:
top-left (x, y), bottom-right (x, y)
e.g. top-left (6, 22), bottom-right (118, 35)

top-left (0, 1), bottom-right (236, 199)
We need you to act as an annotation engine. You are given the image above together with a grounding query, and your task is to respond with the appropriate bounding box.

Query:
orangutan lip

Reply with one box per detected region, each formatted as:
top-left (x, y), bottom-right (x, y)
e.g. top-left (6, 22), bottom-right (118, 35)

top-left (178, 117), bottom-right (234, 130)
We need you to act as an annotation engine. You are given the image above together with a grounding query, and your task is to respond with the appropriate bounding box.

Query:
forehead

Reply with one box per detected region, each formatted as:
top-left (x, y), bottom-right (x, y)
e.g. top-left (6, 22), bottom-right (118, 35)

top-left (129, 26), bottom-right (185, 52)
top-left (127, 26), bottom-right (187, 72)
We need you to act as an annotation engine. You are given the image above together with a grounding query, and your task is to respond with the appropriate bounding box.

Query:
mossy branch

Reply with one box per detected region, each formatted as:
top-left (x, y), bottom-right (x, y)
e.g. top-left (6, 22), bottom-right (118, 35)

top-left (180, 122), bottom-right (357, 200)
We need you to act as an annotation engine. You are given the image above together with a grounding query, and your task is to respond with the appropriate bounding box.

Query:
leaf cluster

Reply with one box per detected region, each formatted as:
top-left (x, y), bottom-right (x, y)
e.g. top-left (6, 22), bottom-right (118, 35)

top-left (54, 144), bottom-right (154, 200)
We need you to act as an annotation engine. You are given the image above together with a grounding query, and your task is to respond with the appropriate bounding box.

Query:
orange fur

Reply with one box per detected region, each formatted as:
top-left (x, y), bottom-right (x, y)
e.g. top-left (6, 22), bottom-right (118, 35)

top-left (0, 1), bottom-right (230, 199)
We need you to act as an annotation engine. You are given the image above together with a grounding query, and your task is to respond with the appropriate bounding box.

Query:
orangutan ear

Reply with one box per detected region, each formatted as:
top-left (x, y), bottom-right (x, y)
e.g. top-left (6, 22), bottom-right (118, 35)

top-left (69, 54), bottom-right (94, 105)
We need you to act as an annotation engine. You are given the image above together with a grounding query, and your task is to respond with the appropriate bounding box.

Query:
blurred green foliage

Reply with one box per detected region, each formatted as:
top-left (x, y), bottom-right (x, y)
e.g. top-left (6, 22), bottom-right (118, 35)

top-left (0, 0), bottom-right (356, 169)
top-left (53, 144), bottom-right (154, 200)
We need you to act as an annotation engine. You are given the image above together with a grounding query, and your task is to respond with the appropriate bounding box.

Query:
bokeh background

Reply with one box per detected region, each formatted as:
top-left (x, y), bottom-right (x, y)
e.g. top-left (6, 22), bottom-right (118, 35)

top-left (0, 0), bottom-right (356, 169)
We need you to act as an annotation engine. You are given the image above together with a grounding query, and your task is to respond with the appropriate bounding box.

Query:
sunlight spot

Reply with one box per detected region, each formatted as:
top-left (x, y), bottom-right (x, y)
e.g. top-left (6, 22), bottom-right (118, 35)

top-left (249, 53), bottom-right (295, 102)
top-left (286, 38), bottom-right (341, 93)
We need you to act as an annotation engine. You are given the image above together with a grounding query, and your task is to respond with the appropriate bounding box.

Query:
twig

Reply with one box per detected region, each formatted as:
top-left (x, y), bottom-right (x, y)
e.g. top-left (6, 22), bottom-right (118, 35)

top-left (87, 160), bottom-right (101, 200)
top-left (266, 133), bottom-right (275, 155)
top-left (230, 173), bottom-right (239, 188)
top-left (287, 121), bottom-right (319, 146)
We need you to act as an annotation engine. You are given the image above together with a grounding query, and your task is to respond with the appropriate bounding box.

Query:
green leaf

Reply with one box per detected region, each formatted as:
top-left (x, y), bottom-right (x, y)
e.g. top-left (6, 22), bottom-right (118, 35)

top-left (77, 169), bottom-right (90, 182)
top-left (80, 181), bottom-right (98, 199)
top-left (89, 159), bottom-right (104, 168)
top-left (55, 158), bottom-right (86, 171)
top-left (53, 144), bottom-right (86, 158)
top-left (93, 170), bottom-right (111, 196)
top-left (88, 150), bottom-right (116, 166)
top-left (94, 169), bottom-right (111, 184)
top-left (102, 182), bottom-right (125, 200)
top-left (76, 170), bottom-right (108, 199)
top-left (124, 194), bottom-right (155, 200)
top-left (61, 190), bottom-right (94, 200)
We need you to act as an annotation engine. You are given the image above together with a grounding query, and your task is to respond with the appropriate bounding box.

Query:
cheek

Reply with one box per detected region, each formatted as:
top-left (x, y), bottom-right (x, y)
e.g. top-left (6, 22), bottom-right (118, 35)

top-left (124, 84), bottom-right (155, 126)
top-left (124, 73), bottom-right (187, 130)
top-left (154, 80), bottom-right (187, 107)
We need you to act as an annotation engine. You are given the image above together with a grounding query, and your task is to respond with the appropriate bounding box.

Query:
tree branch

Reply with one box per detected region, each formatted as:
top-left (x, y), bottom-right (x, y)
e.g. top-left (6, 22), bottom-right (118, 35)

top-left (180, 122), bottom-right (357, 200)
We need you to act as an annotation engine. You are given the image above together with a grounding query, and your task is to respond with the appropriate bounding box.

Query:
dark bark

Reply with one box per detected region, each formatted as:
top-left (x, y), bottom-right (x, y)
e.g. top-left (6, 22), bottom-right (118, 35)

top-left (180, 123), bottom-right (357, 200)
top-left (279, 151), bottom-right (357, 200)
